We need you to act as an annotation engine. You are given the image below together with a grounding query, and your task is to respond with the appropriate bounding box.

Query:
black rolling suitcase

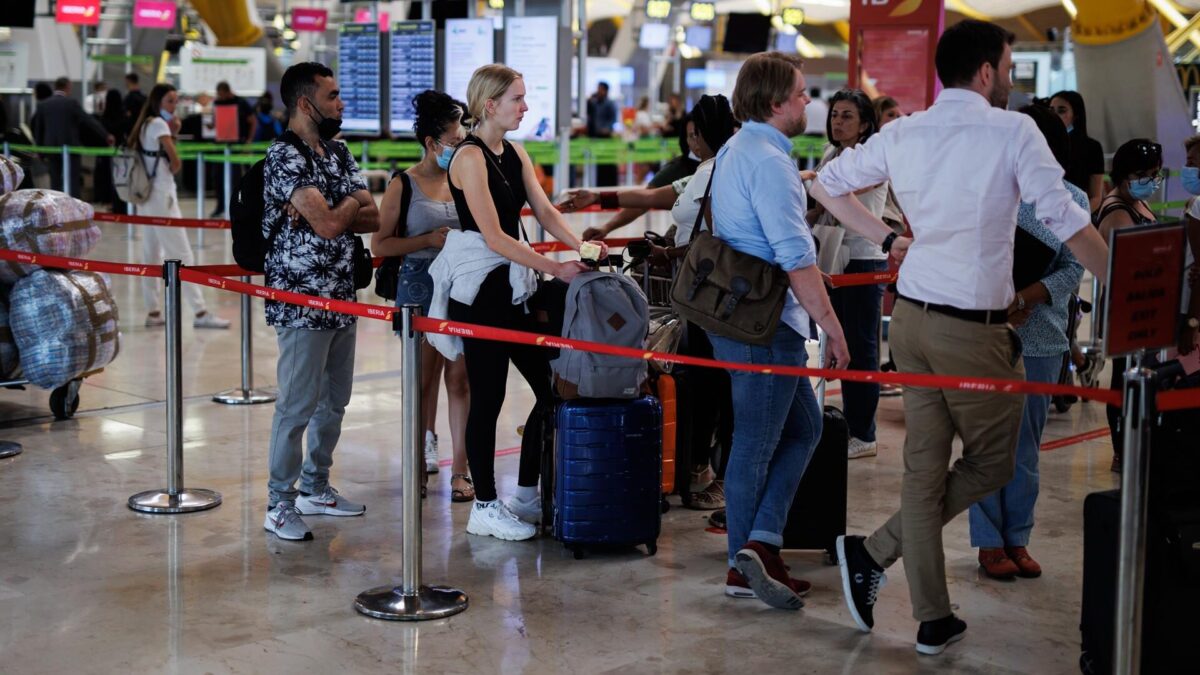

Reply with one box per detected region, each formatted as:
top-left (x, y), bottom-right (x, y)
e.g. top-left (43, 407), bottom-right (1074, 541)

top-left (781, 404), bottom-right (848, 563)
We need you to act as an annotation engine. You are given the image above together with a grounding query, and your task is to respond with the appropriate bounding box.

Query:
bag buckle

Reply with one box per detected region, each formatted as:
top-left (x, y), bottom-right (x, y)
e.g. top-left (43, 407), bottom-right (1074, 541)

top-left (686, 258), bottom-right (715, 301)
top-left (720, 276), bottom-right (751, 319)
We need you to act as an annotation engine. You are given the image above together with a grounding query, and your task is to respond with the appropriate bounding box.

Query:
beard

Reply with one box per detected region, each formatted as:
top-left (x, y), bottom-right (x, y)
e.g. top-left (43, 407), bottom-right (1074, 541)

top-left (788, 110), bottom-right (808, 137)
top-left (988, 83), bottom-right (1011, 109)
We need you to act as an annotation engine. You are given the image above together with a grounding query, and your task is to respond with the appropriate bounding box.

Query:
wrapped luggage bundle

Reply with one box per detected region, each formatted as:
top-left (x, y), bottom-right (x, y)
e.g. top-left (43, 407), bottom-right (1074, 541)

top-left (0, 190), bottom-right (100, 284)
top-left (0, 156), bottom-right (24, 195)
top-left (10, 270), bottom-right (119, 389)
top-left (0, 294), bottom-right (18, 379)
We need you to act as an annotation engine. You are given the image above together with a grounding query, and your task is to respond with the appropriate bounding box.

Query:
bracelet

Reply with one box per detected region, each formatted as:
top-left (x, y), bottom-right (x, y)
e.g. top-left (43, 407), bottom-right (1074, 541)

top-left (881, 232), bottom-right (898, 254)
top-left (599, 191), bottom-right (620, 210)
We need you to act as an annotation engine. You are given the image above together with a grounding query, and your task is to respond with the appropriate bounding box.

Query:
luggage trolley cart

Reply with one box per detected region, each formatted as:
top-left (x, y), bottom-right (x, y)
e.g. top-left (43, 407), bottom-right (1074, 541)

top-left (0, 369), bottom-right (103, 420)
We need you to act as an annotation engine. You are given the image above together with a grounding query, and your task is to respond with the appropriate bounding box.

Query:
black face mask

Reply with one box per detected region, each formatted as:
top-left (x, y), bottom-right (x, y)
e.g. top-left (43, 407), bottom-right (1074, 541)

top-left (305, 97), bottom-right (342, 140)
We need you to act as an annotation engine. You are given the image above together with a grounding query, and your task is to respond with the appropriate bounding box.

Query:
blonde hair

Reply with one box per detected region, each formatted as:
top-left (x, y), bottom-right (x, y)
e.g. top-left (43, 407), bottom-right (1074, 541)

top-left (466, 64), bottom-right (523, 127)
top-left (731, 52), bottom-right (805, 123)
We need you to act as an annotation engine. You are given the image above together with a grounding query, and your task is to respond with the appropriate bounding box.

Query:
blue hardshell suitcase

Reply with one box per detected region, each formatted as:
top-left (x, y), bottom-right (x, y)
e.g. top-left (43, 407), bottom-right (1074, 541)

top-left (553, 396), bottom-right (662, 558)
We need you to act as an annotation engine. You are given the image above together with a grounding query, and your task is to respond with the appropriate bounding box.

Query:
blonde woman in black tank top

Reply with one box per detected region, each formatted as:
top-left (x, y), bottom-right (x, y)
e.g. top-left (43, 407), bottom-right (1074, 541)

top-left (447, 64), bottom-right (605, 542)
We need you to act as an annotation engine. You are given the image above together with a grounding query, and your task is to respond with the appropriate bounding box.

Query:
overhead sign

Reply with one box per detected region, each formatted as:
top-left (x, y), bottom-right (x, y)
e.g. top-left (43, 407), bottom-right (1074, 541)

top-left (444, 18), bottom-right (494, 106)
top-left (389, 21), bottom-right (436, 135)
top-left (179, 44), bottom-right (267, 96)
top-left (292, 8), bottom-right (329, 33)
top-left (338, 23), bottom-right (382, 134)
top-left (0, 43), bottom-right (30, 91)
top-left (56, 0), bottom-right (101, 26)
top-left (690, 2), bottom-right (715, 22)
top-left (133, 1), bottom-right (177, 29)
top-left (1103, 222), bottom-right (1188, 358)
top-left (646, 0), bottom-right (671, 20)
top-left (505, 16), bottom-right (558, 141)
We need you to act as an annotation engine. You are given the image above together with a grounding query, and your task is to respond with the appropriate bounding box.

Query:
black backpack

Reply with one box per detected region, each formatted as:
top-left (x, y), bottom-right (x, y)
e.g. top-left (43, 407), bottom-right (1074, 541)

top-left (230, 131), bottom-right (309, 273)
top-left (373, 171), bottom-right (414, 300)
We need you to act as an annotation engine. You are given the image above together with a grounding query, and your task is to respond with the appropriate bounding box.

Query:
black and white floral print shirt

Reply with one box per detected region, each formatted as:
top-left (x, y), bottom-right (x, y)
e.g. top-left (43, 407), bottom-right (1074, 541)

top-left (262, 136), bottom-right (367, 329)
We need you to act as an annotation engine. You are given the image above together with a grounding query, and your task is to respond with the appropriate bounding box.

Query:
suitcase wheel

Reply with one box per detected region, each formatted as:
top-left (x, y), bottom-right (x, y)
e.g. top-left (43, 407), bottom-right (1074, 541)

top-left (567, 544), bottom-right (585, 560)
top-left (660, 496), bottom-right (670, 514)
top-left (646, 542), bottom-right (658, 556)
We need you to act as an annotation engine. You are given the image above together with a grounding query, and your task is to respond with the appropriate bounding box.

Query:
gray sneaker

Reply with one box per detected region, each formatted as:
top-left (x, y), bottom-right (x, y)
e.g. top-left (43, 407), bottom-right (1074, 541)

top-left (264, 501), bottom-right (312, 541)
top-left (295, 486), bottom-right (366, 516)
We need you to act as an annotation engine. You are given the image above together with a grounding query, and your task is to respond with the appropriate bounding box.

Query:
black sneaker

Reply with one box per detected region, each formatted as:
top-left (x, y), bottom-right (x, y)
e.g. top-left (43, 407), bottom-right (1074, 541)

top-left (916, 614), bottom-right (967, 655)
top-left (837, 535), bottom-right (887, 632)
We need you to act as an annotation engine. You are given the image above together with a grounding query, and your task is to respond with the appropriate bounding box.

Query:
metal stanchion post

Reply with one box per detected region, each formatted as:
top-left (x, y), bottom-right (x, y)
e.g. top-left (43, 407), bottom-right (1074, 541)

top-left (355, 305), bottom-right (468, 621)
top-left (1114, 351), bottom-right (1153, 675)
top-left (0, 441), bottom-right (21, 459)
top-left (61, 145), bottom-right (71, 197)
top-left (128, 260), bottom-right (223, 514)
top-left (213, 278), bottom-right (277, 405)
top-left (196, 153), bottom-right (206, 220)
top-left (3, 141), bottom-right (10, 158)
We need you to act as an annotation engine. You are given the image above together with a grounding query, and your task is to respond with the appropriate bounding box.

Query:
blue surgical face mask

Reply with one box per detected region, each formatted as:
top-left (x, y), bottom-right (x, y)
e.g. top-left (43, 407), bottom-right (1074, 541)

top-left (436, 143), bottom-right (455, 171)
top-left (1128, 176), bottom-right (1159, 200)
top-left (160, 109), bottom-right (173, 122)
top-left (1066, 124), bottom-right (1074, 134)
top-left (1182, 166), bottom-right (1200, 196)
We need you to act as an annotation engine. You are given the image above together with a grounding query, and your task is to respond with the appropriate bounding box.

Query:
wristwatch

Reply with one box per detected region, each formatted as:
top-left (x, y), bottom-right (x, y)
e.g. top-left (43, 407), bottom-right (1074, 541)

top-left (881, 232), bottom-right (898, 254)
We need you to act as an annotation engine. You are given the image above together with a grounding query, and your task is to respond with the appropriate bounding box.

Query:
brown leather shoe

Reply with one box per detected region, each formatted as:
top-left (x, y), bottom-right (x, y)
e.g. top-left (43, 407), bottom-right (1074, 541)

top-left (1005, 546), bottom-right (1042, 578)
top-left (978, 548), bottom-right (1019, 580)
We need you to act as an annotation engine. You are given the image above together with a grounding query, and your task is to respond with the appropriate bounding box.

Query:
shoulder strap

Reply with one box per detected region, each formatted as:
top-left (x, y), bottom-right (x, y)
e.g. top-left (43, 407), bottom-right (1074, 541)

top-left (397, 172), bottom-right (413, 238)
top-left (1095, 199), bottom-right (1143, 226)
top-left (464, 136), bottom-right (535, 246)
top-left (278, 130), bottom-right (315, 174)
top-left (689, 163), bottom-right (716, 244)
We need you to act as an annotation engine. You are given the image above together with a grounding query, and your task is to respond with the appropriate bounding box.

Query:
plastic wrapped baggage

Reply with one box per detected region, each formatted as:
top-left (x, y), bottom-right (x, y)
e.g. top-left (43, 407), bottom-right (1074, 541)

top-left (0, 294), bottom-right (18, 379)
top-left (10, 270), bottom-right (119, 389)
top-left (0, 190), bottom-right (100, 284)
top-left (0, 156), bottom-right (24, 195)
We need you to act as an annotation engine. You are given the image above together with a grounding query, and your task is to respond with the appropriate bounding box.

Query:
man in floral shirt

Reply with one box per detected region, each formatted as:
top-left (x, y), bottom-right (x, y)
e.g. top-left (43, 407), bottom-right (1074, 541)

top-left (262, 61), bottom-right (379, 541)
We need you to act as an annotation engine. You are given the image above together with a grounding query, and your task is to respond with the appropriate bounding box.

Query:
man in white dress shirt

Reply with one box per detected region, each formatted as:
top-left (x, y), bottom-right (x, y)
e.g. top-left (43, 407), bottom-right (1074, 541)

top-left (809, 20), bottom-right (1111, 655)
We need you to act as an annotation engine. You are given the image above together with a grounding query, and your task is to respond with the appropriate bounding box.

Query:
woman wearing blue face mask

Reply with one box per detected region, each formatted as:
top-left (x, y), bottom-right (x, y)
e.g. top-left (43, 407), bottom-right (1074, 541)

top-left (1177, 136), bottom-right (1200, 359)
top-left (1094, 138), bottom-right (1162, 473)
top-left (371, 89), bottom-right (473, 501)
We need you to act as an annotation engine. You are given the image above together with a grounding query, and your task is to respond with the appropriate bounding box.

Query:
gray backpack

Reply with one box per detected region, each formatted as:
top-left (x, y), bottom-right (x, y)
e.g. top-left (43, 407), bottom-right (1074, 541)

top-left (551, 271), bottom-right (650, 399)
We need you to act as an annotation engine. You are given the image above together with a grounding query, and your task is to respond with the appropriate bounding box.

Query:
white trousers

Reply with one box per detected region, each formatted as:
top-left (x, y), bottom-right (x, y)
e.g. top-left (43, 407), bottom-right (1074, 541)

top-left (138, 186), bottom-right (207, 314)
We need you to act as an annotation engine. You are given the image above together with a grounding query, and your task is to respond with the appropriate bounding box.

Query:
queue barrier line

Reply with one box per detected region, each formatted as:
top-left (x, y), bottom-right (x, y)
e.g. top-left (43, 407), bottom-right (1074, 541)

top-left (15, 247), bottom-right (1199, 411)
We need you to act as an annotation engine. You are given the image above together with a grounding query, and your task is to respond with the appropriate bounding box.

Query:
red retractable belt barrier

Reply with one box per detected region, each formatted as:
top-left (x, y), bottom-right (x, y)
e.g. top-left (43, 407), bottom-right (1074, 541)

top-left (93, 212), bottom-right (232, 230)
top-left (0, 249), bottom-right (161, 277)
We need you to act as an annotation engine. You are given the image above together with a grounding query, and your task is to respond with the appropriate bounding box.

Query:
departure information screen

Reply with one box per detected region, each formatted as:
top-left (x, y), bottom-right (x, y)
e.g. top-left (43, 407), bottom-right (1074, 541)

top-left (389, 20), bottom-right (436, 136)
top-left (337, 23), bottom-right (382, 134)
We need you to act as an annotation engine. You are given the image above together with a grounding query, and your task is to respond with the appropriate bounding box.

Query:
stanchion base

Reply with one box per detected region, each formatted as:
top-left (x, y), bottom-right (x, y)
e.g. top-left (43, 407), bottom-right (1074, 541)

top-left (354, 585), bottom-right (469, 621)
top-left (0, 441), bottom-right (22, 459)
top-left (212, 388), bottom-right (278, 405)
top-left (128, 488), bottom-right (222, 514)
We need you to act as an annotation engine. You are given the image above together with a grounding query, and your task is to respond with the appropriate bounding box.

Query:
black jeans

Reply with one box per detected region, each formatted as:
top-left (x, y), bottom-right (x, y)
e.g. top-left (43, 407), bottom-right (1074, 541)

top-left (448, 267), bottom-right (554, 502)
top-left (681, 321), bottom-right (733, 479)
top-left (1107, 356), bottom-right (1127, 459)
top-left (829, 258), bottom-right (887, 442)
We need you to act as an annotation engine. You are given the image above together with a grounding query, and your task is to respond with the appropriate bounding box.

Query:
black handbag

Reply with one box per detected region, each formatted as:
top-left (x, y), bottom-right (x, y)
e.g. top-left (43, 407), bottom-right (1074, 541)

top-left (374, 172), bottom-right (414, 300)
top-left (352, 235), bottom-right (372, 290)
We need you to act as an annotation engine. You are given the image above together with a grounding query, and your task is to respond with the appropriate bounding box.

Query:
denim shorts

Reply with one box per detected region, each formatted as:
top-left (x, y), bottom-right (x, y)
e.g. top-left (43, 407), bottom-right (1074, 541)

top-left (395, 256), bottom-right (435, 316)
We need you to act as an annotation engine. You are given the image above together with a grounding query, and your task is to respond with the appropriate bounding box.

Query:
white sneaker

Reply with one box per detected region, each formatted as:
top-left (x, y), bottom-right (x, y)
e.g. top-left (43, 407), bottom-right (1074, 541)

top-left (295, 486), bottom-right (366, 516)
top-left (466, 500), bottom-right (537, 541)
top-left (507, 494), bottom-right (542, 525)
top-left (424, 435), bottom-right (440, 474)
top-left (848, 437), bottom-right (878, 459)
top-left (193, 312), bottom-right (231, 329)
top-left (144, 313), bottom-right (165, 327)
top-left (264, 502), bottom-right (313, 541)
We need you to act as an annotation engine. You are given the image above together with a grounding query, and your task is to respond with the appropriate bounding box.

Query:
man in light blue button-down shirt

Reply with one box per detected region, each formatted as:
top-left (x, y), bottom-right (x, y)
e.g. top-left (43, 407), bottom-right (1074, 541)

top-left (709, 52), bottom-right (910, 612)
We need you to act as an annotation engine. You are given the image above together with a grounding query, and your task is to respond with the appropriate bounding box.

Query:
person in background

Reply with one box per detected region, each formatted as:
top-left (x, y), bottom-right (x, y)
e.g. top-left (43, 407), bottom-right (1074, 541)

top-left (132, 83), bottom-right (230, 331)
top-left (662, 93), bottom-right (686, 137)
top-left (586, 81), bottom-right (619, 186)
top-left (806, 89), bottom-right (889, 460)
top-left (1176, 136), bottom-right (1200, 358)
top-left (873, 96), bottom-right (904, 127)
top-left (211, 81), bottom-right (258, 218)
top-left (124, 72), bottom-right (147, 123)
top-left (873, 94), bottom-right (906, 399)
top-left (1094, 138), bottom-right (1161, 473)
top-left (260, 62), bottom-right (380, 541)
top-left (438, 64), bottom-right (599, 542)
top-left (804, 87), bottom-right (828, 137)
top-left (579, 120), bottom-right (698, 242)
top-left (371, 90), bottom-right (473, 503)
top-left (84, 81), bottom-right (108, 115)
top-left (31, 77), bottom-right (113, 196)
top-left (969, 103), bottom-right (1085, 581)
top-left (253, 92), bottom-right (284, 142)
top-left (1050, 90), bottom-right (1106, 211)
top-left (95, 89), bottom-right (129, 214)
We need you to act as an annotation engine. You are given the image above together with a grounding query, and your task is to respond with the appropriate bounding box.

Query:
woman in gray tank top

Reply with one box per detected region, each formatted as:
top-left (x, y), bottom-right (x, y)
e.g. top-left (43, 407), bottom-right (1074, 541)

top-left (371, 90), bottom-right (472, 502)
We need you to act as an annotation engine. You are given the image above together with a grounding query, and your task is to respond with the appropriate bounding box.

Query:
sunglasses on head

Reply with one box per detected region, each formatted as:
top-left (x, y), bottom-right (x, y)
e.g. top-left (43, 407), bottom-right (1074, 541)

top-left (1134, 141), bottom-right (1163, 159)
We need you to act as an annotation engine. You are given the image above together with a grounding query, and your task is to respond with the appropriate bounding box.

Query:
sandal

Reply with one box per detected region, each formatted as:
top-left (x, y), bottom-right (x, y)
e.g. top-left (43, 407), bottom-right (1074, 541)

top-left (687, 479), bottom-right (725, 510)
top-left (450, 473), bottom-right (475, 503)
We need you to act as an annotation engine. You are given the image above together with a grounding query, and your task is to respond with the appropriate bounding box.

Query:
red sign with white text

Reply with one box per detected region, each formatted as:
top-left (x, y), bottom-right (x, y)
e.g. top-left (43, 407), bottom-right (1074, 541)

top-left (1103, 222), bottom-right (1187, 358)
top-left (292, 8), bottom-right (328, 33)
top-left (133, 1), bottom-right (177, 29)
top-left (850, 0), bottom-right (944, 113)
top-left (56, 0), bottom-right (101, 26)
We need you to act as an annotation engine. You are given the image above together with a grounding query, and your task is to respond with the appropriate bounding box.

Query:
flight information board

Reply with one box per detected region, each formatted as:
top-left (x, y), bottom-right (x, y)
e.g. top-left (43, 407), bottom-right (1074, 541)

top-left (389, 20), bottom-right (436, 136)
top-left (338, 23), bottom-right (382, 134)
top-left (505, 16), bottom-right (558, 141)
top-left (444, 18), bottom-right (494, 105)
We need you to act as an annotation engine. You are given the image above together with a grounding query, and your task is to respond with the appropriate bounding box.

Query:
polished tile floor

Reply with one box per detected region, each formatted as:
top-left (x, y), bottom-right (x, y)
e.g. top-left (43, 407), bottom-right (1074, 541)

top-left (0, 204), bottom-right (1121, 674)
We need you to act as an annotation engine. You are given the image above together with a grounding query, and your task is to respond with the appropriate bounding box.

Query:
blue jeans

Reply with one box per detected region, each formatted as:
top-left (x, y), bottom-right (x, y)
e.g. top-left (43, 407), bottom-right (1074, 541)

top-left (828, 258), bottom-right (886, 442)
top-left (708, 325), bottom-right (823, 568)
top-left (395, 257), bottom-right (436, 316)
top-left (968, 353), bottom-right (1062, 548)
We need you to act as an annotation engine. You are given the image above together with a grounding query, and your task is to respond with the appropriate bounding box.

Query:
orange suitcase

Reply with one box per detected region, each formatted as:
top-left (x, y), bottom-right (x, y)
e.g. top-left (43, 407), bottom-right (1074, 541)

top-left (656, 373), bottom-right (677, 494)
